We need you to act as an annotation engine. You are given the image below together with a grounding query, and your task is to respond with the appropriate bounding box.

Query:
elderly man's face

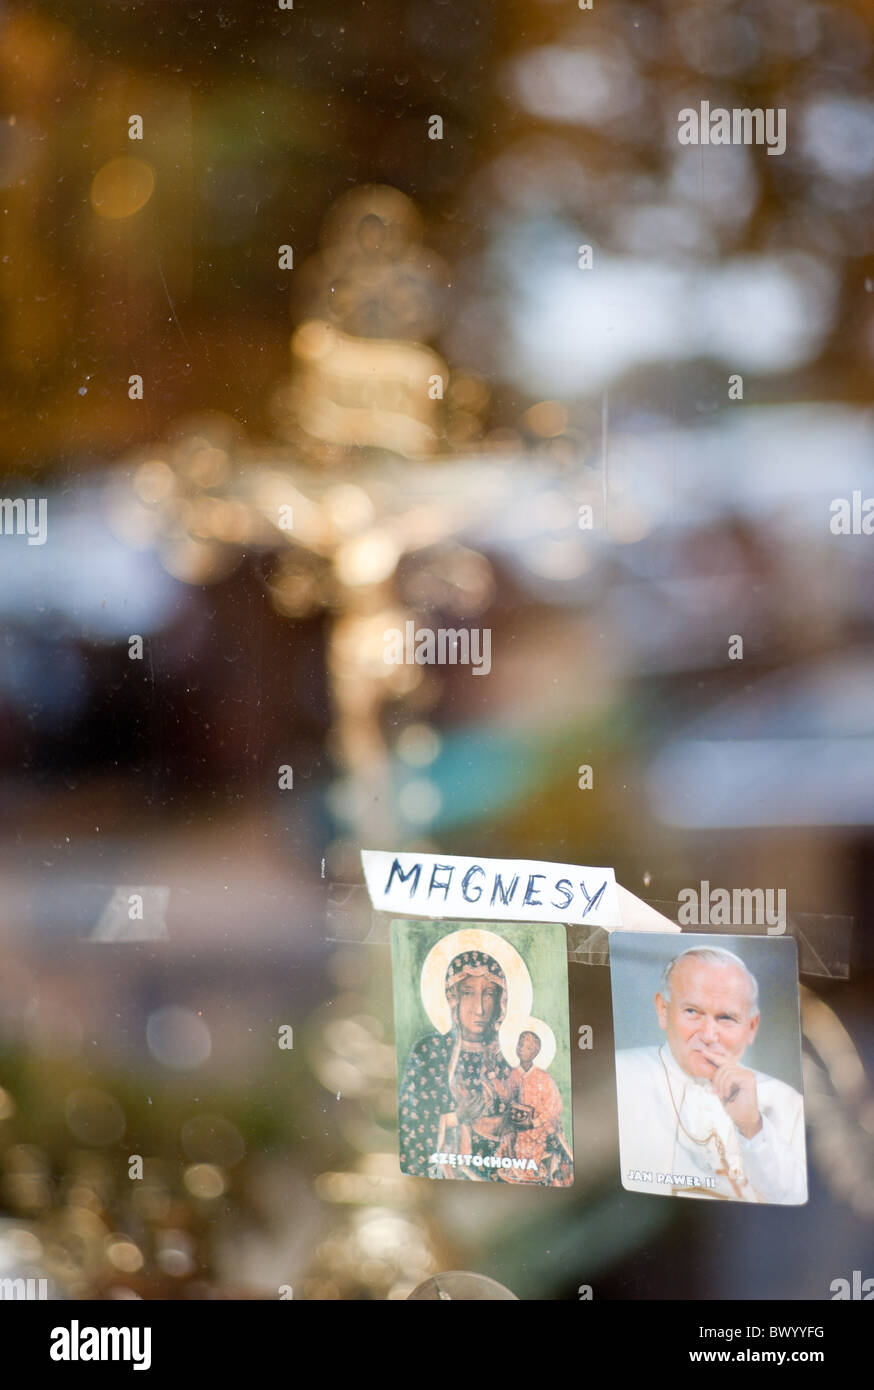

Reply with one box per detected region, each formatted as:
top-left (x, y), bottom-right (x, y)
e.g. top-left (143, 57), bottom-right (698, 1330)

top-left (655, 958), bottom-right (759, 1080)
top-left (457, 977), bottom-right (500, 1041)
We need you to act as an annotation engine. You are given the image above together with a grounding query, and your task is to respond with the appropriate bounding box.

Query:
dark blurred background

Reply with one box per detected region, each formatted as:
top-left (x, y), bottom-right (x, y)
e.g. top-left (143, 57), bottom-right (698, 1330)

top-left (0, 0), bottom-right (872, 1299)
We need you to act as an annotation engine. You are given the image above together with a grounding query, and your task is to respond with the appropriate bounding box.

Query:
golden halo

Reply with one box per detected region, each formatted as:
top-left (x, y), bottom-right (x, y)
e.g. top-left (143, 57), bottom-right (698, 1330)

top-left (420, 928), bottom-right (533, 1035)
top-left (499, 1016), bottom-right (556, 1071)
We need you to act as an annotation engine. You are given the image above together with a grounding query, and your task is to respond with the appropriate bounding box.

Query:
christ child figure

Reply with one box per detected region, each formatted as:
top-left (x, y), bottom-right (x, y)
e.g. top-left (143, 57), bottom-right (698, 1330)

top-left (496, 1030), bottom-right (573, 1185)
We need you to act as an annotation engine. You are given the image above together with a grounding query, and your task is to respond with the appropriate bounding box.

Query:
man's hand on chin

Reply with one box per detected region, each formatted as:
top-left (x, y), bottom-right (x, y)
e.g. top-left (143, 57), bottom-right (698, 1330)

top-left (703, 1052), bottom-right (762, 1138)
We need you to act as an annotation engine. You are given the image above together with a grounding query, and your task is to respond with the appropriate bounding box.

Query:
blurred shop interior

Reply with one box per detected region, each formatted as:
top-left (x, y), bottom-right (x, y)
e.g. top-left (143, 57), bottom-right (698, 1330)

top-left (0, 0), bottom-right (873, 1298)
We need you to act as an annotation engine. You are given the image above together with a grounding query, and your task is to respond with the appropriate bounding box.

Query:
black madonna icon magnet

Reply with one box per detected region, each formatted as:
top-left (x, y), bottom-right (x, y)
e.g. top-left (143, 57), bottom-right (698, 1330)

top-left (391, 919), bottom-right (574, 1187)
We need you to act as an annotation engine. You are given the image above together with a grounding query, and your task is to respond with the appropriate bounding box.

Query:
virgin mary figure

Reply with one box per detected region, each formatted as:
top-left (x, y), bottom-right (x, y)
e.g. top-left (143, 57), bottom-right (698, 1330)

top-left (398, 949), bottom-right (513, 1179)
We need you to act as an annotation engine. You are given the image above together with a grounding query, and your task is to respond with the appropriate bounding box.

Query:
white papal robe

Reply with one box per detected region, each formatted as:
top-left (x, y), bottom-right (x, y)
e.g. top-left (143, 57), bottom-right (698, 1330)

top-left (615, 1044), bottom-right (807, 1205)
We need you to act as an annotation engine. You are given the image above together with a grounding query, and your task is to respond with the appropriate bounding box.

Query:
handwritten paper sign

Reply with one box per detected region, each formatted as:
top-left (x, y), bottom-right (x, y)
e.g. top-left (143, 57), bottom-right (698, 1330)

top-left (361, 851), bottom-right (621, 928)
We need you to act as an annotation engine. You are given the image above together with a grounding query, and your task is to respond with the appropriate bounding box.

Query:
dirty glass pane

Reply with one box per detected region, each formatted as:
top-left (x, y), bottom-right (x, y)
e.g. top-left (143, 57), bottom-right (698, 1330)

top-left (0, 0), bottom-right (872, 1309)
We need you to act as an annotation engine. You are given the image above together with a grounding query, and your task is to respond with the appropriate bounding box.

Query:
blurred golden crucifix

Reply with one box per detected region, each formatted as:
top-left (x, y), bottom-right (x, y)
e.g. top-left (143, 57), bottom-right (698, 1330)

top-left (107, 185), bottom-right (500, 856)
